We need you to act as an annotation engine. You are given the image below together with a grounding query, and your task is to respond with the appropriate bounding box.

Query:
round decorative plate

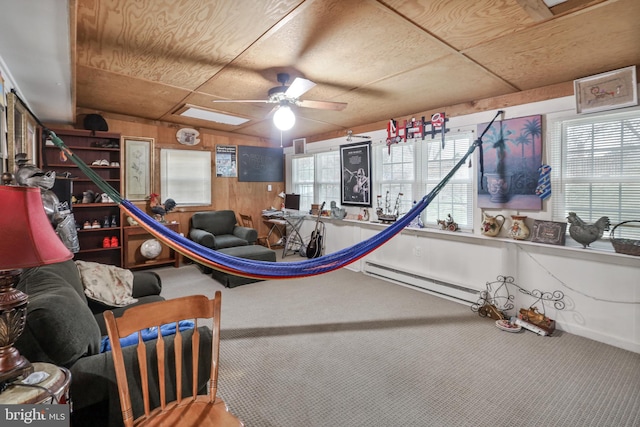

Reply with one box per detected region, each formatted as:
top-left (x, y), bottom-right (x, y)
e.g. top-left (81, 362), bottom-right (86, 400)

top-left (176, 128), bottom-right (200, 145)
top-left (495, 319), bottom-right (522, 333)
top-left (140, 239), bottom-right (162, 259)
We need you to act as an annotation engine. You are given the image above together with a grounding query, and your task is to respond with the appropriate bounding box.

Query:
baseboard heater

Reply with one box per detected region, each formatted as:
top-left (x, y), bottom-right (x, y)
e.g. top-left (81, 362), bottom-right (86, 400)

top-left (363, 261), bottom-right (479, 305)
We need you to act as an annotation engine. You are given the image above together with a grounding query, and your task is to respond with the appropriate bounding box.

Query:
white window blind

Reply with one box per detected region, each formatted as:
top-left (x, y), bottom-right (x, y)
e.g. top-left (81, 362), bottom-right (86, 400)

top-left (422, 133), bottom-right (474, 228)
top-left (374, 142), bottom-right (415, 215)
top-left (160, 149), bottom-right (211, 205)
top-left (316, 151), bottom-right (341, 207)
top-left (291, 155), bottom-right (314, 212)
top-left (549, 109), bottom-right (640, 243)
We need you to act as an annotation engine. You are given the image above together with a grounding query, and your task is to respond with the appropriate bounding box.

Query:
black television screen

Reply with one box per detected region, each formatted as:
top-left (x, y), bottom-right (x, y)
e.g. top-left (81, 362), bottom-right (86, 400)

top-left (284, 194), bottom-right (300, 211)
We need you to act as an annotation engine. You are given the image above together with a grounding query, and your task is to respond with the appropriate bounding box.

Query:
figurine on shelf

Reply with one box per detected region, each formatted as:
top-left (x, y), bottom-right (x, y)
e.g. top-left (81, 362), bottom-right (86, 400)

top-left (14, 153), bottom-right (80, 253)
top-left (148, 193), bottom-right (177, 222)
top-left (437, 214), bottom-right (458, 231)
top-left (376, 191), bottom-right (403, 223)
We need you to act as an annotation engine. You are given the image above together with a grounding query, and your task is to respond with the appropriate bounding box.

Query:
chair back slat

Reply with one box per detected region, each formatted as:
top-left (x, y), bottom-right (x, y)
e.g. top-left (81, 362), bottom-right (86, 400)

top-left (156, 331), bottom-right (166, 409)
top-left (174, 323), bottom-right (183, 403)
top-left (192, 321), bottom-right (200, 398)
top-left (136, 332), bottom-right (151, 416)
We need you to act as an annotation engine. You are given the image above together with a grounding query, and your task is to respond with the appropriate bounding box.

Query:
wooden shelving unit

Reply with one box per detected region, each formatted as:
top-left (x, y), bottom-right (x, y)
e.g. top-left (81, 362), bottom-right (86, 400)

top-left (41, 129), bottom-right (123, 266)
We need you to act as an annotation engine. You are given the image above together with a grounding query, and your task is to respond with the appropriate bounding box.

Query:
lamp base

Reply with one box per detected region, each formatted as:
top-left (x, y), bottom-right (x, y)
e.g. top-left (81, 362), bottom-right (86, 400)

top-left (0, 358), bottom-right (32, 385)
top-left (0, 269), bottom-right (31, 383)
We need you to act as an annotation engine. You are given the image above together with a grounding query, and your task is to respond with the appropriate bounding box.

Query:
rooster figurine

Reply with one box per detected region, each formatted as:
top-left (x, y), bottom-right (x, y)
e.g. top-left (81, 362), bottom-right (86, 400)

top-left (567, 212), bottom-right (610, 248)
top-left (148, 193), bottom-right (177, 222)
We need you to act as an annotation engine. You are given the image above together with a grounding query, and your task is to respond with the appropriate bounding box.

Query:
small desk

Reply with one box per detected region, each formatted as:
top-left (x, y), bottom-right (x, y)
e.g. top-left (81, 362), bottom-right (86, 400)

top-left (263, 214), bottom-right (306, 257)
top-left (0, 362), bottom-right (71, 405)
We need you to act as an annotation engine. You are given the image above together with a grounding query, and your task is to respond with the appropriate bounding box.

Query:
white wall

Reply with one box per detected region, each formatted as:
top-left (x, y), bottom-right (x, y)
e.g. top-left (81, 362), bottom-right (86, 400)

top-left (287, 94), bottom-right (640, 354)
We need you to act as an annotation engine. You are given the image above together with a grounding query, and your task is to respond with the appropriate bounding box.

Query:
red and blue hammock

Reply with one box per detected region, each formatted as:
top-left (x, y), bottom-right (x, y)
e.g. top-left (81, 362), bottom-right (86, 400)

top-left (47, 123), bottom-right (488, 280)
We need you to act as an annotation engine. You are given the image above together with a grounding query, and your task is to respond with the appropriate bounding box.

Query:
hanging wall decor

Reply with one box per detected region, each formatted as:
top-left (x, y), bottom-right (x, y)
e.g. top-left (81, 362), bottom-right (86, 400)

top-left (341, 141), bottom-right (372, 207)
top-left (574, 66), bottom-right (637, 114)
top-left (477, 114), bottom-right (543, 210)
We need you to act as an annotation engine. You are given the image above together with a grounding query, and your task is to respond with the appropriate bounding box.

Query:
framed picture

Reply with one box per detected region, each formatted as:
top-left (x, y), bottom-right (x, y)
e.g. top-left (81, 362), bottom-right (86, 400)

top-left (531, 220), bottom-right (567, 246)
top-left (6, 92), bottom-right (35, 175)
top-left (215, 145), bottom-right (237, 177)
top-left (340, 141), bottom-right (372, 207)
top-left (123, 136), bottom-right (154, 201)
top-left (293, 138), bottom-right (306, 154)
top-left (574, 66), bottom-right (638, 114)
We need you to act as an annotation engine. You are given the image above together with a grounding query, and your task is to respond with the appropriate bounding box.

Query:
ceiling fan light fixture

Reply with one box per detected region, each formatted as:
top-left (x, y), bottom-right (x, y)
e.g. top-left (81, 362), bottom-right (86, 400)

top-left (273, 105), bottom-right (295, 131)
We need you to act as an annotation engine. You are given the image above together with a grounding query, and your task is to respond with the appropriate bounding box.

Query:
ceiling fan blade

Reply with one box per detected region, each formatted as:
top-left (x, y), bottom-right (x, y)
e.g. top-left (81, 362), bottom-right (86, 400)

top-left (212, 99), bottom-right (273, 104)
top-left (285, 77), bottom-right (316, 99)
top-left (297, 99), bottom-right (347, 111)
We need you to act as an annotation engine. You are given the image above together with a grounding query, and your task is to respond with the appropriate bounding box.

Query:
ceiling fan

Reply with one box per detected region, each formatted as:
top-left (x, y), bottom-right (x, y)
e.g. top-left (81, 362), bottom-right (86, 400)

top-left (213, 73), bottom-right (347, 130)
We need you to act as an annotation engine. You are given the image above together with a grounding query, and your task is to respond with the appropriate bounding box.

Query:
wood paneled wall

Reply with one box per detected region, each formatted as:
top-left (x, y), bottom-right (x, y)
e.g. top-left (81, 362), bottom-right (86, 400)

top-left (49, 115), bottom-right (284, 243)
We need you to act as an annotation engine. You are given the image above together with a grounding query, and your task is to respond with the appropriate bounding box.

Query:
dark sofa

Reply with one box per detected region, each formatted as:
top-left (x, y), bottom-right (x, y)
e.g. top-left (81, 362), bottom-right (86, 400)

top-left (15, 259), bottom-right (212, 427)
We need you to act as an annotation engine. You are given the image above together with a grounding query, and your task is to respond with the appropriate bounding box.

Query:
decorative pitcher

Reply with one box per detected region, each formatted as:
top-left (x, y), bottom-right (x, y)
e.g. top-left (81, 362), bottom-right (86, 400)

top-left (508, 215), bottom-right (530, 240)
top-left (481, 212), bottom-right (505, 237)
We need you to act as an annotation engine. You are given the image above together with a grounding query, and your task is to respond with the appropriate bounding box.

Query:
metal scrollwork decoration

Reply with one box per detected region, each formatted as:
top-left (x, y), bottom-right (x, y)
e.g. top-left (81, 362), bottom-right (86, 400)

top-left (471, 275), bottom-right (565, 319)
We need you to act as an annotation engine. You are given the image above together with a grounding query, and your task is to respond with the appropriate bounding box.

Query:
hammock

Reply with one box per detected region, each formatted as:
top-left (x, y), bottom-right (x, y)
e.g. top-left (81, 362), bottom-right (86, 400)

top-left (46, 113), bottom-right (496, 279)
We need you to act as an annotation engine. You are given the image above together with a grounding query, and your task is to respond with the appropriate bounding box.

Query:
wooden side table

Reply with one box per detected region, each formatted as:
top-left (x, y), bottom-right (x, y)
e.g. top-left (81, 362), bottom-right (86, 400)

top-left (0, 362), bottom-right (71, 405)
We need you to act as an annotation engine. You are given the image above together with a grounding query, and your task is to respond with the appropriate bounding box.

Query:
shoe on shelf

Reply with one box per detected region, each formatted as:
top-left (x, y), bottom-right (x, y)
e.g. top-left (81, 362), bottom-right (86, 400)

top-left (59, 171), bottom-right (79, 179)
top-left (83, 221), bottom-right (91, 230)
top-left (110, 236), bottom-right (119, 247)
top-left (103, 216), bottom-right (110, 228)
top-left (99, 159), bottom-right (109, 166)
top-left (91, 219), bottom-right (101, 229)
top-left (82, 190), bottom-right (95, 204)
top-left (91, 159), bottom-right (102, 166)
top-left (110, 161), bottom-right (120, 167)
top-left (110, 215), bottom-right (118, 227)
top-left (102, 237), bottom-right (111, 248)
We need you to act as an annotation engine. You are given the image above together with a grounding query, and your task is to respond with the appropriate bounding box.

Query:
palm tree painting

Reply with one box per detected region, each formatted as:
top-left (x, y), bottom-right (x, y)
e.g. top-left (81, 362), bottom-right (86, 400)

top-left (477, 115), bottom-right (542, 210)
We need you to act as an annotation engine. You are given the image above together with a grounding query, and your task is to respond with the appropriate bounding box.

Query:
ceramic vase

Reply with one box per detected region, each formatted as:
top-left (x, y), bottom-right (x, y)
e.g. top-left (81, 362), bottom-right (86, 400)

top-left (508, 215), bottom-right (530, 240)
top-left (485, 173), bottom-right (510, 203)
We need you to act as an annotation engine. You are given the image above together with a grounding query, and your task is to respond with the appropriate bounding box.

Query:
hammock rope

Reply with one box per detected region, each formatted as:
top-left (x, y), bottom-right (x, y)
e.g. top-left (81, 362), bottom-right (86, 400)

top-left (45, 122), bottom-right (488, 279)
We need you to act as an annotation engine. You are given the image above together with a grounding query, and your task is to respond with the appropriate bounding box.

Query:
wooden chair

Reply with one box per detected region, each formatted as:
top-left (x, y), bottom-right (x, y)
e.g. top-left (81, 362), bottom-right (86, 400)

top-left (103, 293), bottom-right (243, 427)
top-left (238, 213), bottom-right (270, 248)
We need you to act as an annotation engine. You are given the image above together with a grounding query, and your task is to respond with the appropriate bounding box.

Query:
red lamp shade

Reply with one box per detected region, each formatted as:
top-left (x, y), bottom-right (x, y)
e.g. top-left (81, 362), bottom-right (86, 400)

top-left (0, 185), bottom-right (72, 270)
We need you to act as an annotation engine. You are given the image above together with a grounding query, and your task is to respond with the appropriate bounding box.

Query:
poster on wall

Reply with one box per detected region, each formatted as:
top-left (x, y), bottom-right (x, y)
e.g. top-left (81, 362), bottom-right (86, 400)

top-left (477, 115), bottom-right (542, 210)
top-left (216, 145), bottom-right (237, 177)
top-left (340, 141), bottom-right (372, 207)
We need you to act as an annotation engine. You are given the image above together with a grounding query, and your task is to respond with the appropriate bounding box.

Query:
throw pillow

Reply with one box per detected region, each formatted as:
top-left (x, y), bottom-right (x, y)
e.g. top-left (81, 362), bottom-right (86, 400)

top-left (75, 260), bottom-right (138, 307)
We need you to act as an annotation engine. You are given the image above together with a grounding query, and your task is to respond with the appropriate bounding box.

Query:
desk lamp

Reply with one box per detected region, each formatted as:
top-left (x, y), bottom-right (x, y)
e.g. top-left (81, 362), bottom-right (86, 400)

top-left (0, 176), bottom-right (73, 383)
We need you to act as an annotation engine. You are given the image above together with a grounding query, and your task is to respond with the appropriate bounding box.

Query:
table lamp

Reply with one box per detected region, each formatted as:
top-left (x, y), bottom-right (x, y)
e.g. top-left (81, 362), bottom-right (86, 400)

top-left (0, 177), bottom-right (73, 383)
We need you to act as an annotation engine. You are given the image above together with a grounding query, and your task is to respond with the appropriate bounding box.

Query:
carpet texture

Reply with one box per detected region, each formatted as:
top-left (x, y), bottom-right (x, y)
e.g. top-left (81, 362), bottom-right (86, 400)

top-left (156, 263), bottom-right (640, 427)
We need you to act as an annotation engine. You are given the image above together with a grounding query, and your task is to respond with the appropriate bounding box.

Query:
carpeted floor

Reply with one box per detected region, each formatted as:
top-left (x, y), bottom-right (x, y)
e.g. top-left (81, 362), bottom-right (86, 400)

top-left (155, 262), bottom-right (640, 427)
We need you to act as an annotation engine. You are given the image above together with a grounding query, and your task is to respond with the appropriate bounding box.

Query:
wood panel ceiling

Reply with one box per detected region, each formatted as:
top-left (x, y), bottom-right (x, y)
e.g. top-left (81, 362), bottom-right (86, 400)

top-left (74, 0), bottom-right (640, 141)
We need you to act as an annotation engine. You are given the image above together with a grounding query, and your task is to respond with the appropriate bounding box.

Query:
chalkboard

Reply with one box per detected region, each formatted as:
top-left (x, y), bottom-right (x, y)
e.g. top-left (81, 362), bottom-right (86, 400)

top-left (238, 146), bottom-right (284, 182)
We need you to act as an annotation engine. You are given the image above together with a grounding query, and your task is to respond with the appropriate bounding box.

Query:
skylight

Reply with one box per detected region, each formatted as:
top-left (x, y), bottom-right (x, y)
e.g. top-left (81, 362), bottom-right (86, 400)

top-left (176, 105), bottom-right (250, 126)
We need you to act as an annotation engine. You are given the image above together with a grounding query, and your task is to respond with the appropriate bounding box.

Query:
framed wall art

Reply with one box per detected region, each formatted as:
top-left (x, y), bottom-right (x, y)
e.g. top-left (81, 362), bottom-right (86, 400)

top-left (574, 66), bottom-right (638, 114)
top-left (340, 141), bottom-right (372, 207)
top-left (123, 136), bottom-right (154, 201)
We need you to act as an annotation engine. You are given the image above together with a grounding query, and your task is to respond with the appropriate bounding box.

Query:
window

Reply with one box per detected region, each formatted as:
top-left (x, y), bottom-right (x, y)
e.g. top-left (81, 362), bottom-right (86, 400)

top-left (422, 134), bottom-right (474, 228)
top-left (291, 151), bottom-right (341, 212)
top-left (374, 142), bottom-right (415, 215)
top-left (160, 149), bottom-right (211, 205)
top-left (549, 108), bottom-right (640, 244)
top-left (291, 155), bottom-right (314, 212)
